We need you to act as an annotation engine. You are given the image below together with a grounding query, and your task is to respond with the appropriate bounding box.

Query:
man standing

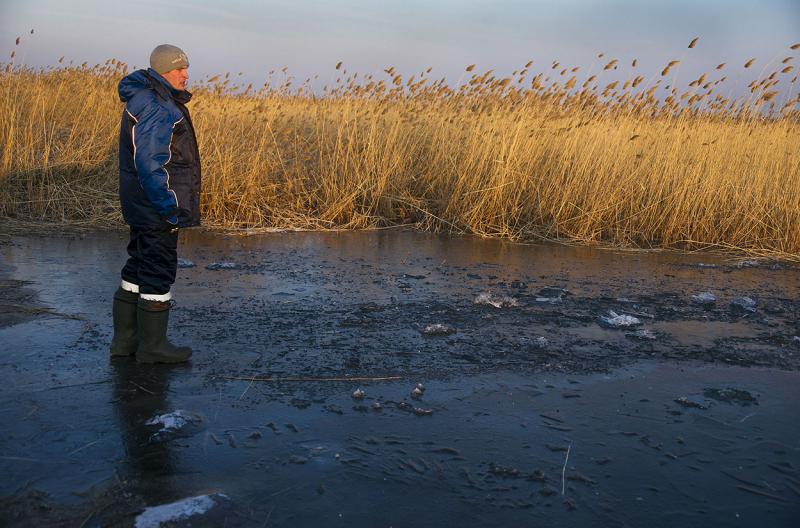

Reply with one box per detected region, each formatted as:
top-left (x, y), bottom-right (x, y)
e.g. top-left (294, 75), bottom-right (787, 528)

top-left (110, 44), bottom-right (201, 363)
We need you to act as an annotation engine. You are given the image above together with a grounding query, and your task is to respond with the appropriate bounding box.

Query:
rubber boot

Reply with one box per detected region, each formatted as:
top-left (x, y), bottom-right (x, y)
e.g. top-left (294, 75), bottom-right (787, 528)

top-left (136, 298), bottom-right (192, 364)
top-left (110, 287), bottom-right (139, 357)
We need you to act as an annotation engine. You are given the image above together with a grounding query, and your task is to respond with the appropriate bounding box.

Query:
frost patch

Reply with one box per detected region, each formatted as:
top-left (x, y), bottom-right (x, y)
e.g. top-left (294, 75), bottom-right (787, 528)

top-left (135, 493), bottom-right (228, 528)
top-left (475, 292), bottom-right (519, 308)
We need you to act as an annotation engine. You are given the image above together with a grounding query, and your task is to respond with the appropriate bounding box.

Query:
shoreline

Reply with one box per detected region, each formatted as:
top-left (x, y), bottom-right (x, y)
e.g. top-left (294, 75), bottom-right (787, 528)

top-left (1, 218), bottom-right (798, 262)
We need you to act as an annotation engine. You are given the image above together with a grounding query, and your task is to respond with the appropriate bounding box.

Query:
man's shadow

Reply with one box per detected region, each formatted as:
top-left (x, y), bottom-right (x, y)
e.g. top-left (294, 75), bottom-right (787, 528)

top-left (111, 361), bottom-right (180, 505)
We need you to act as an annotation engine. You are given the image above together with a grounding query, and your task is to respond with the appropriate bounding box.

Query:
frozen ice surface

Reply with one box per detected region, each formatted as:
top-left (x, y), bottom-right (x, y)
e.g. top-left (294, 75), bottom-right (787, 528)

top-left (599, 310), bottom-right (641, 328)
top-left (135, 493), bottom-right (228, 528)
top-left (474, 292), bottom-right (519, 308)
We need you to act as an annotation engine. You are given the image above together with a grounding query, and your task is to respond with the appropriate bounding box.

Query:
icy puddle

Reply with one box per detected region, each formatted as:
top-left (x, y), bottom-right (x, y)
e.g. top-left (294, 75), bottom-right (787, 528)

top-left (0, 230), bottom-right (798, 526)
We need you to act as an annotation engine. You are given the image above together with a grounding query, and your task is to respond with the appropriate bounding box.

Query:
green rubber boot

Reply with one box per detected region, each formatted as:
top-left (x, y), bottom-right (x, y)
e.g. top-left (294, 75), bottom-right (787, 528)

top-left (136, 298), bottom-right (192, 364)
top-left (110, 287), bottom-right (139, 357)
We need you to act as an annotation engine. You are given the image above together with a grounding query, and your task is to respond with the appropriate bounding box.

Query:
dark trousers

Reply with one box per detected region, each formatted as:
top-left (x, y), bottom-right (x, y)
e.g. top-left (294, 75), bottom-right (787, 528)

top-left (121, 227), bottom-right (179, 295)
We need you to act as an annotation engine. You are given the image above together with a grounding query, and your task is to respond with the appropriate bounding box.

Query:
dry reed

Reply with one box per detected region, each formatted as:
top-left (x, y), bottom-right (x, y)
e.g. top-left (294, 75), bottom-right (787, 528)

top-left (1, 43), bottom-right (799, 257)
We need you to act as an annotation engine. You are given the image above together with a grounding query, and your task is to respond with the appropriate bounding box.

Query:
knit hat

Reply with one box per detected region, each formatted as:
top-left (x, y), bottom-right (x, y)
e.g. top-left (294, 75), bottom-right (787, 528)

top-left (149, 44), bottom-right (189, 74)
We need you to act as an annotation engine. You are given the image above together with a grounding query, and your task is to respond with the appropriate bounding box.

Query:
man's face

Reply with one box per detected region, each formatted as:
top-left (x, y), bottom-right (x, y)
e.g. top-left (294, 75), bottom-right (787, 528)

top-left (162, 67), bottom-right (188, 91)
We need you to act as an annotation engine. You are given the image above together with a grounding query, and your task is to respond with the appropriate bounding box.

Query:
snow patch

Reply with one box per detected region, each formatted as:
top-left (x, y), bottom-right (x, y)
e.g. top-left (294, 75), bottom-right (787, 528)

top-left (145, 410), bottom-right (202, 440)
top-left (599, 311), bottom-right (641, 328)
top-left (135, 493), bottom-right (227, 528)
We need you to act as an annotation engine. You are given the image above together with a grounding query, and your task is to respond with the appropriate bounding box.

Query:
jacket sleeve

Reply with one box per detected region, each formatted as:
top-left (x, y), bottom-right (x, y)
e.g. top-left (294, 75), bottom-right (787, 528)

top-left (129, 96), bottom-right (181, 223)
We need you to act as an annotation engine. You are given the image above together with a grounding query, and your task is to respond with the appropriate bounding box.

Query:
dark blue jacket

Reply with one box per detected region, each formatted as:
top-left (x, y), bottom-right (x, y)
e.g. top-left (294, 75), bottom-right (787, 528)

top-left (118, 68), bottom-right (201, 228)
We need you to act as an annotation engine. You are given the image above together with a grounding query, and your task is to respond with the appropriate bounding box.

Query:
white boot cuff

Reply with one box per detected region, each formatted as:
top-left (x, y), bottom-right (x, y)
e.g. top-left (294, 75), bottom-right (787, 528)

top-left (140, 291), bottom-right (172, 302)
top-left (120, 280), bottom-right (140, 293)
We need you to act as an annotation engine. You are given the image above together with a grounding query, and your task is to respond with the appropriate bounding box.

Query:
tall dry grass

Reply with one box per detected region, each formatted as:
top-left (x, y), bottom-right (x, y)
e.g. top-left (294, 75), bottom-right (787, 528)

top-left (1, 40), bottom-right (799, 256)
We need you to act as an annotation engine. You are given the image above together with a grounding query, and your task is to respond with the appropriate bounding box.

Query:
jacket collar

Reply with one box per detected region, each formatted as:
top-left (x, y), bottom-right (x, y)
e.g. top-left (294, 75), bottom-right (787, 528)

top-left (144, 68), bottom-right (193, 104)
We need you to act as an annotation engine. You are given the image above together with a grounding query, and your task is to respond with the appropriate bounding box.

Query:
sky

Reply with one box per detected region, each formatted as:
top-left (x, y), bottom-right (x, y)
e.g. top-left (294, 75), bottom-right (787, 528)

top-left (2, 0), bottom-right (799, 96)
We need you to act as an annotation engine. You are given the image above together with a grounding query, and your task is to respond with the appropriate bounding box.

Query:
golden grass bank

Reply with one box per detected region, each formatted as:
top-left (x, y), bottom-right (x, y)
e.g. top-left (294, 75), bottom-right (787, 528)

top-left (1, 48), bottom-right (799, 257)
